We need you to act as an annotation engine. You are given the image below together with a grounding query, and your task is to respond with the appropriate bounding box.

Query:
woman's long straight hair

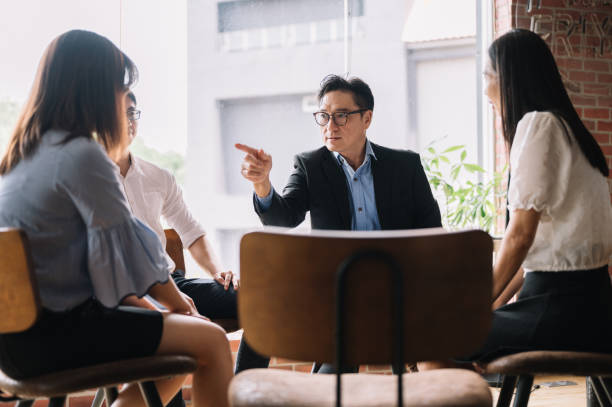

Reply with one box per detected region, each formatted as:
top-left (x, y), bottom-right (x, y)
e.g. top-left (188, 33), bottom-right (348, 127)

top-left (0, 30), bottom-right (138, 175)
top-left (489, 28), bottom-right (608, 177)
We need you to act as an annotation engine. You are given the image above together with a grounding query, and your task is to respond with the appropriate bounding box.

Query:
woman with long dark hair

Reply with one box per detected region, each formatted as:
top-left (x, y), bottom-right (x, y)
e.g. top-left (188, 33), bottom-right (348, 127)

top-left (468, 28), bottom-right (612, 362)
top-left (420, 29), bottom-right (611, 372)
top-left (0, 30), bottom-right (232, 407)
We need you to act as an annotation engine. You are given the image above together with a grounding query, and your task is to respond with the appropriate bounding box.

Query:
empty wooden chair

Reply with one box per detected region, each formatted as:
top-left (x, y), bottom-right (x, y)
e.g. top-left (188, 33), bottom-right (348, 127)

top-left (164, 228), bottom-right (239, 333)
top-left (0, 228), bottom-right (197, 407)
top-left (230, 228), bottom-right (494, 407)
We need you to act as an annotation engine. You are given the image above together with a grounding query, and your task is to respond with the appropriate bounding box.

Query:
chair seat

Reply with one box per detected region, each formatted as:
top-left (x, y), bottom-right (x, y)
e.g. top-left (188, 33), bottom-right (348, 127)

top-left (0, 355), bottom-right (197, 399)
top-left (484, 351), bottom-right (612, 376)
top-left (229, 368), bottom-right (492, 407)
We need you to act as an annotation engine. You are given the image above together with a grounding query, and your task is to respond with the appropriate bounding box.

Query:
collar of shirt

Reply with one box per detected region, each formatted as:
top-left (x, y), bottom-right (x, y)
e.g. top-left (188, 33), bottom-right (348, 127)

top-left (333, 139), bottom-right (377, 175)
top-left (127, 153), bottom-right (146, 178)
top-left (113, 153), bottom-right (146, 180)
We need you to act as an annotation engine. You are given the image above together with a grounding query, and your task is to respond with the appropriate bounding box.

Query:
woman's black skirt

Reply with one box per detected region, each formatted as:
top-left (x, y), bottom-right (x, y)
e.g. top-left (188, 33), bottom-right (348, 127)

top-left (460, 266), bottom-right (612, 363)
top-left (0, 299), bottom-right (163, 379)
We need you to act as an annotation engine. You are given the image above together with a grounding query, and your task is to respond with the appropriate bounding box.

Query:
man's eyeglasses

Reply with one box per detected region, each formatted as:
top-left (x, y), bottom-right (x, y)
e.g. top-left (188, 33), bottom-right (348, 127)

top-left (127, 109), bottom-right (141, 121)
top-left (313, 109), bottom-right (367, 127)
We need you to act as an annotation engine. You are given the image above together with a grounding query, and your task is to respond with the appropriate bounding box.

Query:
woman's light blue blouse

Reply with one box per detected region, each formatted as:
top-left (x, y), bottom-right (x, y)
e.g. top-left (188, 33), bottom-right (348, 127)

top-left (0, 130), bottom-right (172, 311)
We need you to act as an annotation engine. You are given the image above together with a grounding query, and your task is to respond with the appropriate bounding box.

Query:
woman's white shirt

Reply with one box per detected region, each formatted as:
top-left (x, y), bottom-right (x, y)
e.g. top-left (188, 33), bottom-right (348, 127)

top-left (508, 111), bottom-right (612, 272)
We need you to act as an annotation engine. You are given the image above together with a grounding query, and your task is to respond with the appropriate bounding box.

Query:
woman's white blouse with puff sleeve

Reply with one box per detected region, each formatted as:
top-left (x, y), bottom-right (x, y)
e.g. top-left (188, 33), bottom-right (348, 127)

top-left (508, 111), bottom-right (612, 272)
top-left (0, 130), bottom-right (173, 311)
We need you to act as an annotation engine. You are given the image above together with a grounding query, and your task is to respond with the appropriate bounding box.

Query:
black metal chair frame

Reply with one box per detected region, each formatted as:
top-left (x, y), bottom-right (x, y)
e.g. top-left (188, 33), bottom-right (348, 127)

top-left (334, 249), bottom-right (404, 407)
top-left (11, 379), bottom-right (166, 407)
top-left (496, 374), bottom-right (612, 407)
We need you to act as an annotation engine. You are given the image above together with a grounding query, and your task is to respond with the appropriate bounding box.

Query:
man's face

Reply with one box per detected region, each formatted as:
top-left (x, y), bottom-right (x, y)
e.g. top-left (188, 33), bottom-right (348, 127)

top-left (126, 96), bottom-right (139, 145)
top-left (318, 90), bottom-right (372, 157)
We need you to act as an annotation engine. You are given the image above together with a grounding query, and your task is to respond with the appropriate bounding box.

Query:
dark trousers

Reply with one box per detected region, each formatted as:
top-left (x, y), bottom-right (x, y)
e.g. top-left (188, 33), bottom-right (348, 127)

top-left (167, 271), bottom-right (269, 407)
top-left (316, 363), bottom-right (360, 374)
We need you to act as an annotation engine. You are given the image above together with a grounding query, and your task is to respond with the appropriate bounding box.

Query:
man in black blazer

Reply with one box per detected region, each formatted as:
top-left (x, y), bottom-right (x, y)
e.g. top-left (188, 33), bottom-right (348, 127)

top-left (236, 75), bottom-right (441, 373)
top-left (236, 74), bottom-right (441, 232)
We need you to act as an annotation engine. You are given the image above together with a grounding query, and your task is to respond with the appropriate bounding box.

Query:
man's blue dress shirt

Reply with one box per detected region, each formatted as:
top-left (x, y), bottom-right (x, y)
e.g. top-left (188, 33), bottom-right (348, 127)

top-left (255, 139), bottom-right (381, 231)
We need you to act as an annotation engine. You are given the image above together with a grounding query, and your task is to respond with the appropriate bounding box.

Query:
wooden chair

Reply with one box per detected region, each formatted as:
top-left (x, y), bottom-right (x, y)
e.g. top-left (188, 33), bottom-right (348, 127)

top-left (483, 351), bottom-right (612, 407)
top-left (230, 228), bottom-right (494, 407)
top-left (164, 228), bottom-right (239, 333)
top-left (0, 228), bottom-right (197, 407)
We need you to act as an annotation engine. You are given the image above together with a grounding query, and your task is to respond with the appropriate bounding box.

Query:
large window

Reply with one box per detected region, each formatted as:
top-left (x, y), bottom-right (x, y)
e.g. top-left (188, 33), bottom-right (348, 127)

top-left (0, 1), bottom-right (120, 156)
top-left (219, 94), bottom-right (320, 195)
top-left (0, 0), bottom-right (187, 174)
top-left (0, 0), bottom-right (494, 276)
top-left (218, 0), bottom-right (364, 32)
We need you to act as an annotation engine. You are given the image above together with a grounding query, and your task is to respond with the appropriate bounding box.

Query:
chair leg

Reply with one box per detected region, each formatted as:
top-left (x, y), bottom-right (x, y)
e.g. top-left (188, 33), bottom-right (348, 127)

top-left (600, 377), bottom-right (612, 404)
top-left (138, 381), bottom-right (164, 407)
top-left (90, 388), bottom-right (105, 407)
top-left (104, 386), bottom-right (119, 404)
top-left (512, 375), bottom-right (534, 407)
top-left (591, 377), bottom-right (612, 407)
top-left (496, 375), bottom-right (518, 407)
top-left (587, 377), bottom-right (601, 407)
top-left (391, 363), bottom-right (406, 375)
top-left (48, 396), bottom-right (67, 407)
top-left (16, 401), bottom-right (34, 407)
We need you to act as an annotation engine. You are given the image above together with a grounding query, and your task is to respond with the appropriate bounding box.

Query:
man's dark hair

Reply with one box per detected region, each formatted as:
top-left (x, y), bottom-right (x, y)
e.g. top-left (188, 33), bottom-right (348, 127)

top-left (318, 74), bottom-right (374, 111)
top-left (127, 91), bottom-right (137, 105)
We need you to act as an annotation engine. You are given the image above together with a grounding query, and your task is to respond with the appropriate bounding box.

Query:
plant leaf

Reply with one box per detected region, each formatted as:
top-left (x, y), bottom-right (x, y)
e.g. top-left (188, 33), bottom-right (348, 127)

top-left (442, 145), bottom-right (465, 153)
top-left (463, 163), bottom-right (485, 173)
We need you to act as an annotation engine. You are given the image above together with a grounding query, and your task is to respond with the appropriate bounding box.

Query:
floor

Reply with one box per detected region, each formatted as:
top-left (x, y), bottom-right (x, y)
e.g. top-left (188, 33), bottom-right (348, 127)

top-left (491, 375), bottom-right (587, 407)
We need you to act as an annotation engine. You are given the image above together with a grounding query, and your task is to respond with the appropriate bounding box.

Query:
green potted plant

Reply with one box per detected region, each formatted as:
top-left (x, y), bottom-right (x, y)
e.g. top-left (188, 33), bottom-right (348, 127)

top-left (421, 141), bottom-right (506, 235)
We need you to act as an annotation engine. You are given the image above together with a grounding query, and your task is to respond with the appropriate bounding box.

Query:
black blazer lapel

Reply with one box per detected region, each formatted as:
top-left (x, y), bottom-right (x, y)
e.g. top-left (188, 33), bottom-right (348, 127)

top-left (321, 150), bottom-right (352, 229)
top-left (371, 143), bottom-right (394, 229)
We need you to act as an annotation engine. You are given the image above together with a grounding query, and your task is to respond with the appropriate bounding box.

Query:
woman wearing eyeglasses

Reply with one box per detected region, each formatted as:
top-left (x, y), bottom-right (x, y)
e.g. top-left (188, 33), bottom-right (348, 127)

top-left (0, 30), bottom-right (232, 407)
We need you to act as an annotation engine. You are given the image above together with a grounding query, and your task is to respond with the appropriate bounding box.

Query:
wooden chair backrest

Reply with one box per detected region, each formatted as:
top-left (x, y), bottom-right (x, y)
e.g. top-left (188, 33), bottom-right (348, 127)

top-left (0, 228), bottom-right (41, 333)
top-left (239, 228), bottom-right (493, 365)
top-left (164, 229), bottom-right (186, 271)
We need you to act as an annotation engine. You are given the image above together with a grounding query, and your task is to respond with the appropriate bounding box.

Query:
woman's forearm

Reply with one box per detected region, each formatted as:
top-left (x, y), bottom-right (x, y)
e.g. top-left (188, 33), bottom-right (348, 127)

top-left (492, 267), bottom-right (524, 309)
top-left (148, 278), bottom-right (187, 312)
top-left (492, 209), bottom-right (540, 299)
top-left (492, 236), bottom-right (531, 298)
top-left (122, 295), bottom-right (161, 311)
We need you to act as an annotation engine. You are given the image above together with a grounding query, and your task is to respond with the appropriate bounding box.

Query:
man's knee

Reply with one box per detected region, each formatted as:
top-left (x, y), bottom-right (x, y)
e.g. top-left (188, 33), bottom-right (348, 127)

top-left (187, 281), bottom-right (237, 318)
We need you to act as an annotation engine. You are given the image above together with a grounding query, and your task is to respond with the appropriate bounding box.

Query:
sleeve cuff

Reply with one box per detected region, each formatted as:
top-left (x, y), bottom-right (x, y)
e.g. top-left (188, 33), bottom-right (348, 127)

top-left (254, 187), bottom-right (274, 212)
top-left (87, 217), bottom-right (173, 308)
top-left (179, 224), bottom-right (206, 249)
